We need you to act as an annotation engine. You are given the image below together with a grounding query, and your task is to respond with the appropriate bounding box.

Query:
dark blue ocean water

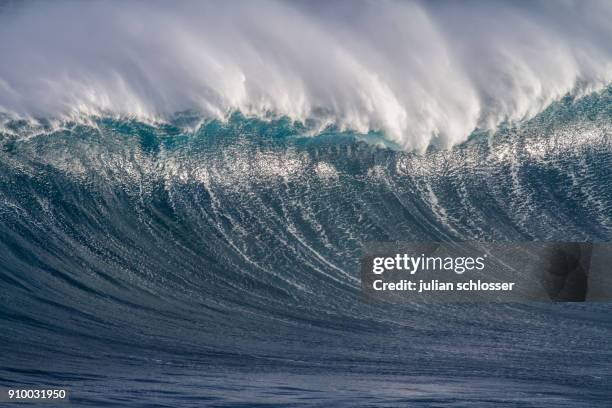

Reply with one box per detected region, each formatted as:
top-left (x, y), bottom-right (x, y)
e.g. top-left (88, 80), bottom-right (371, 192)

top-left (0, 89), bottom-right (611, 407)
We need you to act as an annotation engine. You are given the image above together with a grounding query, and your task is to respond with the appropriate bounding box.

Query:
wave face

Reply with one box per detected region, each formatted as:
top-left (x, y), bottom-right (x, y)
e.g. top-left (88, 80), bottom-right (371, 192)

top-left (0, 88), bottom-right (611, 406)
top-left (1, 0), bottom-right (612, 150)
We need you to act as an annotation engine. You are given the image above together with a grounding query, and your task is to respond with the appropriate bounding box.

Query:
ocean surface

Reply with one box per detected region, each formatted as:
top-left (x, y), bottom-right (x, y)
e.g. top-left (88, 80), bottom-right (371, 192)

top-left (0, 86), bottom-right (611, 407)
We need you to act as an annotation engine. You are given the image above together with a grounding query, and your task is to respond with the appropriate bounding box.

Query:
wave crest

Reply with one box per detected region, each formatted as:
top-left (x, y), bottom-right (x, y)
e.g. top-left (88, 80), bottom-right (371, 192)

top-left (1, 0), bottom-right (611, 150)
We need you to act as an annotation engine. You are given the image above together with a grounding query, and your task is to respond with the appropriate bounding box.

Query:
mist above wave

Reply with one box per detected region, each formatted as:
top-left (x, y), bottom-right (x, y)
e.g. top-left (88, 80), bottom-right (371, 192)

top-left (0, 1), bottom-right (611, 151)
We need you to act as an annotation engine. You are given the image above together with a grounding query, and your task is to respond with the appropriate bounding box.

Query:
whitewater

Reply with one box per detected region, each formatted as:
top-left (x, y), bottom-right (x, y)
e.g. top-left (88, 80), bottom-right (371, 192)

top-left (1, 0), bottom-right (612, 150)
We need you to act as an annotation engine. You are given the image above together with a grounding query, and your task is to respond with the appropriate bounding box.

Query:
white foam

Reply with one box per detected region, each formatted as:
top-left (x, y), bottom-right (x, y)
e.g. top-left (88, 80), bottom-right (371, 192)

top-left (1, 0), bottom-right (611, 151)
